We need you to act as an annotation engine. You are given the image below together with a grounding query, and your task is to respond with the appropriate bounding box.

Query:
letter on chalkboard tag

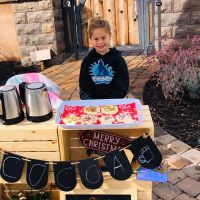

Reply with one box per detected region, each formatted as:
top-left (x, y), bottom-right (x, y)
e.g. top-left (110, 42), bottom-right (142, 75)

top-left (53, 161), bottom-right (77, 191)
top-left (26, 159), bottom-right (49, 189)
top-left (103, 150), bottom-right (133, 180)
top-left (129, 136), bottom-right (162, 169)
top-left (78, 158), bottom-right (103, 189)
top-left (0, 152), bottom-right (24, 183)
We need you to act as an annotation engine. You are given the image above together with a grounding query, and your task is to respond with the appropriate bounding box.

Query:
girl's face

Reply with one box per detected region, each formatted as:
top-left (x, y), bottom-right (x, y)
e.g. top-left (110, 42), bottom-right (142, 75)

top-left (90, 28), bottom-right (111, 55)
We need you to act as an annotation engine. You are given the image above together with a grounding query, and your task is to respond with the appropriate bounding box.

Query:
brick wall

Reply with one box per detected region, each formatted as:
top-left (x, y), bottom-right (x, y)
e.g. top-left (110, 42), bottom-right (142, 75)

top-left (154, 0), bottom-right (200, 47)
top-left (13, 0), bottom-right (66, 66)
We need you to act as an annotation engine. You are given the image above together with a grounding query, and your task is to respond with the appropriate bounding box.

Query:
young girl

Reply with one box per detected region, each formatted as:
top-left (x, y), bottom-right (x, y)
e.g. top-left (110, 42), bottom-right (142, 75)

top-left (79, 16), bottom-right (129, 100)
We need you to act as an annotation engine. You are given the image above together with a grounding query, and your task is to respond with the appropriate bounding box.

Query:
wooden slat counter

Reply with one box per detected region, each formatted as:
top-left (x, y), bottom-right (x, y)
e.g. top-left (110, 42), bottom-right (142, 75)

top-left (0, 105), bottom-right (154, 200)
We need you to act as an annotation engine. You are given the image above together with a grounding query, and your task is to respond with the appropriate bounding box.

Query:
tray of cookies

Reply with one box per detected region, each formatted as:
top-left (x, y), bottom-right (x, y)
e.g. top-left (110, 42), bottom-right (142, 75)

top-left (55, 99), bottom-right (143, 130)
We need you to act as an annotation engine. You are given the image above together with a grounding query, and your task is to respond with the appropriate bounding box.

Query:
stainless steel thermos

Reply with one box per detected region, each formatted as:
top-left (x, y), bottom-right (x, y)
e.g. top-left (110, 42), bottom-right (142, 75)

top-left (19, 82), bottom-right (53, 122)
top-left (0, 85), bottom-right (24, 125)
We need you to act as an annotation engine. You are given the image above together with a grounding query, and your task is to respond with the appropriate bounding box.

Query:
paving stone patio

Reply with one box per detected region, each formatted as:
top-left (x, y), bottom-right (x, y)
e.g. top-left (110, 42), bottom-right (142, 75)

top-left (42, 51), bottom-right (200, 200)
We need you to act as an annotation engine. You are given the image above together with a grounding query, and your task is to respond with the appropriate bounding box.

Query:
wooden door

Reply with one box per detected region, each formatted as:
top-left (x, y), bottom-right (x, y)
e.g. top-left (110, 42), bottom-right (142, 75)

top-left (81, 0), bottom-right (140, 48)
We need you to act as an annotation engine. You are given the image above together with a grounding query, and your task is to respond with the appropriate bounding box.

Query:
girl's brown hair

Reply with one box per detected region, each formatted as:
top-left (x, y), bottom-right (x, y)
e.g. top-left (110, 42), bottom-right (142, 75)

top-left (88, 16), bottom-right (111, 38)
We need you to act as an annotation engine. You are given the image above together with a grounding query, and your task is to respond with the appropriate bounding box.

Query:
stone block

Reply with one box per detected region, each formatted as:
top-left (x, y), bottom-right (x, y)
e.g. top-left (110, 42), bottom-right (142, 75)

top-left (174, 0), bottom-right (191, 12)
top-left (34, 0), bottom-right (53, 11)
top-left (153, 183), bottom-right (182, 200)
top-left (52, 0), bottom-right (62, 8)
top-left (57, 42), bottom-right (66, 53)
top-left (13, 2), bottom-right (35, 13)
top-left (167, 140), bottom-right (191, 154)
top-left (168, 169), bottom-right (187, 184)
top-left (152, 193), bottom-right (159, 200)
top-left (191, 11), bottom-right (200, 24)
top-left (157, 145), bottom-right (175, 160)
top-left (174, 0), bottom-right (200, 12)
top-left (181, 164), bottom-right (200, 181)
top-left (55, 20), bottom-right (64, 32)
top-left (56, 31), bottom-right (65, 42)
top-left (174, 193), bottom-right (197, 200)
top-left (161, 0), bottom-right (173, 13)
top-left (53, 8), bottom-right (63, 21)
top-left (176, 177), bottom-right (200, 197)
top-left (197, 194), bottom-right (200, 200)
top-left (155, 26), bottom-right (173, 39)
top-left (161, 12), bottom-right (190, 26)
top-left (27, 10), bottom-right (54, 23)
top-left (20, 56), bottom-right (32, 66)
top-left (41, 23), bottom-right (55, 33)
top-left (165, 155), bottom-right (192, 169)
top-left (154, 125), bottom-right (168, 137)
top-left (181, 149), bottom-right (200, 164)
top-left (31, 33), bottom-right (55, 46)
top-left (18, 35), bottom-right (32, 46)
top-left (173, 25), bottom-right (200, 39)
top-left (19, 46), bottom-right (37, 57)
top-left (16, 24), bottom-right (41, 35)
top-left (14, 12), bottom-right (26, 24)
top-left (155, 134), bottom-right (176, 145)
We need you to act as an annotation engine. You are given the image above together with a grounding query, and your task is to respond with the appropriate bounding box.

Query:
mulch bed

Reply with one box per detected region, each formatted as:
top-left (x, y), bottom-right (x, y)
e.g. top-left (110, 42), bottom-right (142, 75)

top-left (143, 78), bottom-right (200, 150)
top-left (0, 61), bottom-right (40, 86)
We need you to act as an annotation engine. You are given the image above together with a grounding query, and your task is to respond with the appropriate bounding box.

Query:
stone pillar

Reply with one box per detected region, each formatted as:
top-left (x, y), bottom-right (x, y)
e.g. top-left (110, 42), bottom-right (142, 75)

top-left (13, 0), bottom-right (66, 66)
top-left (154, 0), bottom-right (200, 49)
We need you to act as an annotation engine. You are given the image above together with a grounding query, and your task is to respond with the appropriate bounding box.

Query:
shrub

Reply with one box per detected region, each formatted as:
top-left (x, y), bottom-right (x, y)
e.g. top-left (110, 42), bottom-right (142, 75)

top-left (149, 35), bottom-right (200, 101)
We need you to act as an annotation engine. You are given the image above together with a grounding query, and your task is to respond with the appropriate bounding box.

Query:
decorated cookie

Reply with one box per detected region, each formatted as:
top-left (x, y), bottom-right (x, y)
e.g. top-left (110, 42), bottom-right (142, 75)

top-left (115, 113), bottom-right (135, 123)
top-left (62, 115), bottom-right (80, 125)
top-left (99, 115), bottom-right (115, 124)
top-left (79, 114), bottom-right (98, 125)
top-left (84, 106), bottom-right (100, 114)
top-left (101, 105), bottom-right (118, 115)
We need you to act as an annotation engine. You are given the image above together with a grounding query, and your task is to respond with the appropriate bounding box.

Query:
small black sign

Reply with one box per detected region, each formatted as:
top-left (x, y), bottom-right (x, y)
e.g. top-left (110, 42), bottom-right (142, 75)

top-left (66, 195), bottom-right (131, 200)
top-left (63, 0), bottom-right (72, 8)
top-left (156, 2), bottom-right (162, 6)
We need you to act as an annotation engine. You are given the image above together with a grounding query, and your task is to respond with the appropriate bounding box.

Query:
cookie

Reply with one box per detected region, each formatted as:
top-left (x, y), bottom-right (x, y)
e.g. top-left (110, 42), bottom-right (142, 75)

top-left (101, 105), bottom-right (118, 115)
top-left (62, 115), bottom-right (80, 125)
top-left (84, 106), bottom-right (100, 114)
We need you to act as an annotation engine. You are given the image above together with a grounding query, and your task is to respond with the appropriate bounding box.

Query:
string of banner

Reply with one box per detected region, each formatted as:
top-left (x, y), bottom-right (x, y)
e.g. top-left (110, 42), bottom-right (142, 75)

top-left (0, 133), bottom-right (162, 192)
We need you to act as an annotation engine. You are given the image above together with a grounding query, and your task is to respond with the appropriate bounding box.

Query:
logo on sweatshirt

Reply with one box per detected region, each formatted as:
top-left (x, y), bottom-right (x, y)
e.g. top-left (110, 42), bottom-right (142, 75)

top-left (89, 59), bottom-right (114, 84)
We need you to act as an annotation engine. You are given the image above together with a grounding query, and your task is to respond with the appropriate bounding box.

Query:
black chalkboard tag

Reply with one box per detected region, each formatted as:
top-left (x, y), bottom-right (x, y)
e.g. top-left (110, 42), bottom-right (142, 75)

top-left (66, 194), bottom-right (131, 200)
top-left (26, 159), bottom-right (49, 189)
top-left (78, 158), bottom-right (103, 189)
top-left (53, 161), bottom-right (77, 191)
top-left (156, 2), bottom-right (162, 6)
top-left (129, 135), bottom-right (162, 169)
top-left (103, 149), bottom-right (133, 180)
top-left (0, 152), bottom-right (24, 183)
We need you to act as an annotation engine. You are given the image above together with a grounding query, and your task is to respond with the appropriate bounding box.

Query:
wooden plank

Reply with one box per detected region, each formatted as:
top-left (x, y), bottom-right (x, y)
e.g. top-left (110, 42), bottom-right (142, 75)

top-left (0, 131), bottom-right (58, 141)
top-left (115, 0), bottom-right (128, 45)
top-left (0, 141), bottom-right (59, 152)
top-left (81, 0), bottom-right (92, 48)
top-left (14, 152), bottom-right (60, 161)
top-left (0, 117), bottom-right (57, 132)
top-left (103, 0), bottom-right (117, 46)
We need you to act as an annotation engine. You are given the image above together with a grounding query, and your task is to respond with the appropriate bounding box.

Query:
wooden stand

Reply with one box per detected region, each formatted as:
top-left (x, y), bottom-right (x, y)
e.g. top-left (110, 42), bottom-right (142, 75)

top-left (0, 105), bottom-right (154, 200)
top-left (58, 105), bottom-right (154, 200)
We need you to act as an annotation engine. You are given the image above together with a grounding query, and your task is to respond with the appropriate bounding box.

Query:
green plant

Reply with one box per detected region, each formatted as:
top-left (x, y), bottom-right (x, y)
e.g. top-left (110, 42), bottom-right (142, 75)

top-left (149, 35), bottom-right (200, 101)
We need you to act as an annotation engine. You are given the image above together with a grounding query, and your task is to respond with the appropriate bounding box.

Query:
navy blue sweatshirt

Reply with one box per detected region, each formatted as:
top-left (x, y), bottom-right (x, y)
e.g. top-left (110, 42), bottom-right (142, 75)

top-left (79, 48), bottom-right (129, 100)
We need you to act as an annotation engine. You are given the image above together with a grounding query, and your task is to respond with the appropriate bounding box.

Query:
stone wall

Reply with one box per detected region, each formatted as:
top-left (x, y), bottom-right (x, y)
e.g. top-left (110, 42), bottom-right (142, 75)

top-left (154, 0), bottom-right (200, 47)
top-left (13, 0), bottom-right (66, 66)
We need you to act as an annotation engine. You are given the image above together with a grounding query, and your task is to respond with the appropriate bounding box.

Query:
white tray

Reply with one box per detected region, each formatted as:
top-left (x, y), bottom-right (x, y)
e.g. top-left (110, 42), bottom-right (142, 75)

top-left (55, 98), bottom-right (143, 130)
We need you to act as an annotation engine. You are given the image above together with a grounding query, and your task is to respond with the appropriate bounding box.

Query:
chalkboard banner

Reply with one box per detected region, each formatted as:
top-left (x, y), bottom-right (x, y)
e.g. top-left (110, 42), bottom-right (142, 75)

top-left (66, 195), bottom-right (131, 200)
